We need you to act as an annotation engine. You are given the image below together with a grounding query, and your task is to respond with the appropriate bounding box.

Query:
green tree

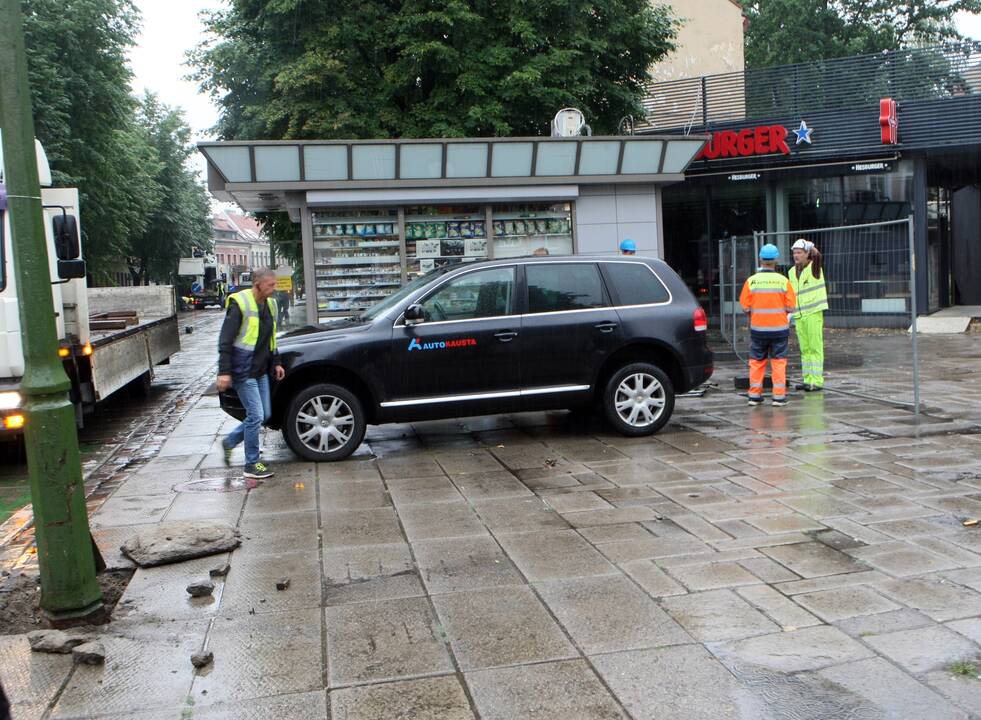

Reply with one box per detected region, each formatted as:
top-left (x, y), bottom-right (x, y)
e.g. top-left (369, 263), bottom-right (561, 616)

top-left (742, 0), bottom-right (981, 69)
top-left (127, 94), bottom-right (213, 285)
top-left (191, 0), bottom-right (678, 269)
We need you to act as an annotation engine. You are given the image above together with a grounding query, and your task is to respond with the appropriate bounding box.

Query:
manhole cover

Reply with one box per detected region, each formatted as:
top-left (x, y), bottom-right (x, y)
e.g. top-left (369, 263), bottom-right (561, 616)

top-left (174, 475), bottom-right (260, 493)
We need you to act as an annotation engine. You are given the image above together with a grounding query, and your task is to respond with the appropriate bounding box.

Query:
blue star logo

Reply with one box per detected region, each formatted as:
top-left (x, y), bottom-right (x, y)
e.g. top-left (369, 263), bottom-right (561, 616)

top-left (793, 120), bottom-right (813, 145)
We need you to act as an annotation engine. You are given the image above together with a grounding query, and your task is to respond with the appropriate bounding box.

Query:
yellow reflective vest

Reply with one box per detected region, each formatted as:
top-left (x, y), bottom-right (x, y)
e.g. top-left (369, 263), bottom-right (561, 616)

top-left (229, 289), bottom-right (278, 352)
top-left (789, 263), bottom-right (828, 318)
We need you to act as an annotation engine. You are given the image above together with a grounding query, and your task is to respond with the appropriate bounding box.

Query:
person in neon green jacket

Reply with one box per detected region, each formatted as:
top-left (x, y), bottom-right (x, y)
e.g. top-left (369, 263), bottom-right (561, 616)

top-left (790, 239), bottom-right (828, 391)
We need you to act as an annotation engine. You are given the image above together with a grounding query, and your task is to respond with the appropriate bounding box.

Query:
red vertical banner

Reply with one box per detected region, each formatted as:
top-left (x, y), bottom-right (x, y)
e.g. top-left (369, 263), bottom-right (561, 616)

top-left (880, 98), bottom-right (898, 144)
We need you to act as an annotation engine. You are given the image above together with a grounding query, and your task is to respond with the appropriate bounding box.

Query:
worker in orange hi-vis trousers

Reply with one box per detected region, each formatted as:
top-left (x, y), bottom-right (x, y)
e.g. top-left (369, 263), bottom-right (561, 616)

top-left (739, 244), bottom-right (797, 407)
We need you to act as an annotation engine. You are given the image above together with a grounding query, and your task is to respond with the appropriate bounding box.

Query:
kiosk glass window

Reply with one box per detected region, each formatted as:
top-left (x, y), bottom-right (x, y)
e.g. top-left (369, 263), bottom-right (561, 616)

top-left (311, 208), bottom-right (401, 318)
top-left (786, 177), bottom-right (843, 229)
top-left (842, 162), bottom-right (912, 223)
top-left (405, 205), bottom-right (487, 278)
top-left (492, 202), bottom-right (573, 258)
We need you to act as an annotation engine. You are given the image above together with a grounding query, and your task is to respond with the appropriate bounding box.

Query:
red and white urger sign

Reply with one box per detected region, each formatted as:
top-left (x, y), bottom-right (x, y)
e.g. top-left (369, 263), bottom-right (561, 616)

top-left (695, 124), bottom-right (790, 160)
top-left (880, 97), bottom-right (898, 144)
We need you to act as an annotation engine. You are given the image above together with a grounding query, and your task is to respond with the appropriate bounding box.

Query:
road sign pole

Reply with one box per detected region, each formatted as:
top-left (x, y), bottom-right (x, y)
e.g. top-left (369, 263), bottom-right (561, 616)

top-left (0, 0), bottom-right (103, 623)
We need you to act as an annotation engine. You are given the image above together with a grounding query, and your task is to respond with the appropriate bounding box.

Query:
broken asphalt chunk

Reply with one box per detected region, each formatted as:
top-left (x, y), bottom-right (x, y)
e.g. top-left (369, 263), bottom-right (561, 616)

top-left (191, 650), bottom-right (214, 668)
top-left (186, 579), bottom-right (215, 597)
top-left (72, 641), bottom-right (106, 665)
top-left (120, 522), bottom-right (241, 567)
top-left (27, 629), bottom-right (93, 654)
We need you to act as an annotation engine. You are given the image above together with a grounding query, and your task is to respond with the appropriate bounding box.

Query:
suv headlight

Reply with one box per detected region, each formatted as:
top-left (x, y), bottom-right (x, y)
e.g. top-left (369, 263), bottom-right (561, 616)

top-left (0, 391), bottom-right (22, 410)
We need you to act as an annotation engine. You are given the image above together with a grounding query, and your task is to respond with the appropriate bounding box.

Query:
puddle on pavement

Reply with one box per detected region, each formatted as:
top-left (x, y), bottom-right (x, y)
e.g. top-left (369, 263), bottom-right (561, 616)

top-left (175, 475), bottom-right (261, 493)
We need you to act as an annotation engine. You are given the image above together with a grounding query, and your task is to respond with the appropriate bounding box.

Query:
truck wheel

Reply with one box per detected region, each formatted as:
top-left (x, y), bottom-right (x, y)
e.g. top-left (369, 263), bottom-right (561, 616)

top-left (283, 383), bottom-right (366, 462)
top-left (602, 363), bottom-right (674, 437)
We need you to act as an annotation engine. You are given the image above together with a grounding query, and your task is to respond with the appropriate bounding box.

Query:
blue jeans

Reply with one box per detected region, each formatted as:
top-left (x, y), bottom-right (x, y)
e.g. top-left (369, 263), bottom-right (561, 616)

top-left (224, 374), bottom-right (271, 465)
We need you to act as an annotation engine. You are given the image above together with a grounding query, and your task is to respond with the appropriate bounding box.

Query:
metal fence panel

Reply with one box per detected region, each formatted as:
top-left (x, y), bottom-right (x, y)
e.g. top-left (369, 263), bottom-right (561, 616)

top-left (721, 218), bottom-right (920, 411)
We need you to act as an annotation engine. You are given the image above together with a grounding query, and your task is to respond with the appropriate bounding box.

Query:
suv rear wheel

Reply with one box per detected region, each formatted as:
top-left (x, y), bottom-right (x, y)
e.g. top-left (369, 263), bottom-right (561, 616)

top-left (283, 383), bottom-right (366, 462)
top-left (603, 363), bottom-right (674, 436)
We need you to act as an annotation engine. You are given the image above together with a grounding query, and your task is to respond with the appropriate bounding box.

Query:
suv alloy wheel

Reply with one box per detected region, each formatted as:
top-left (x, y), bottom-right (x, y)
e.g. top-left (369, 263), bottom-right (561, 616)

top-left (602, 362), bottom-right (675, 436)
top-left (283, 383), bottom-right (367, 462)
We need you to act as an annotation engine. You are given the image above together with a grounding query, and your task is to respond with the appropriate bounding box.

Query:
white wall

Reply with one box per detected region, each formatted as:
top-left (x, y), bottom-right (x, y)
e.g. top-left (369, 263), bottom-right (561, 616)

top-left (574, 184), bottom-right (663, 257)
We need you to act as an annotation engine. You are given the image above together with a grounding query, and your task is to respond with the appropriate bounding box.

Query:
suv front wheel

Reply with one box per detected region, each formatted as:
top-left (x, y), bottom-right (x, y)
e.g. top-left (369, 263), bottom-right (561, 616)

top-left (603, 363), bottom-right (674, 436)
top-left (283, 383), bottom-right (367, 462)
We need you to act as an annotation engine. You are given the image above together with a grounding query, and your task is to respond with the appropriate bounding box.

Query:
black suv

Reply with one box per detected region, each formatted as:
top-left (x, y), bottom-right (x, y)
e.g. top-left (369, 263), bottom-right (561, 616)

top-left (220, 256), bottom-right (713, 461)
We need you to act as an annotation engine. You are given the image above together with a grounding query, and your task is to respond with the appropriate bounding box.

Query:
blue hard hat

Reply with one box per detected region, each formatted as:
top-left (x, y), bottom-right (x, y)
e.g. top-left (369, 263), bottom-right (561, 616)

top-left (619, 238), bottom-right (637, 252)
top-left (759, 243), bottom-right (780, 260)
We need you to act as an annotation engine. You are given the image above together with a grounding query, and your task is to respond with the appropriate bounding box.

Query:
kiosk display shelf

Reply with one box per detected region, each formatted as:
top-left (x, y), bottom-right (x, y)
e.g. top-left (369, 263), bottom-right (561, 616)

top-left (404, 205), bottom-right (487, 278)
top-left (312, 208), bottom-right (400, 316)
top-left (492, 202), bottom-right (574, 258)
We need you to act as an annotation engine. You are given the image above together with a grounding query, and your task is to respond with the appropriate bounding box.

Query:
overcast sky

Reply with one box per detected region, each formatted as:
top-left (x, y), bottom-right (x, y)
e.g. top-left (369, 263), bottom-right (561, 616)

top-left (127, 1), bottom-right (981, 181)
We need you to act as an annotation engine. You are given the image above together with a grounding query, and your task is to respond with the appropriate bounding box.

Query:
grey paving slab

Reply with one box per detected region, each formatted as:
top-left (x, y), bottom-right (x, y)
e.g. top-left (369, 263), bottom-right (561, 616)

top-left (835, 608), bottom-right (935, 638)
top-left (219, 549), bottom-right (322, 615)
top-left (465, 660), bottom-right (627, 720)
top-left (541, 491), bottom-right (612, 513)
top-left (592, 460), bottom-right (691, 486)
top-left (667, 561), bottom-right (762, 591)
top-left (88, 492), bottom-right (174, 528)
top-left (660, 589), bottom-right (780, 642)
top-left (619, 559), bottom-right (688, 597)
top-left (0, 635), bottom-right (73, 716)
top-left (325, 597), bottom-right (454, 686)
top-left (851, 542), bottom-right (960, 577)
top-left (412, 535), bottom-right (523, 595)
top-left (922, 670), bottom-right (981, 718)
top-left (946, 617), bottom-right (981, 644)
top-left (711, 625), bottom-right (875, 673)
top-left (321, 507), bottom-right (405, 548)
top-left (434, 449), bottom-right (506, 475)
top-left (762, 541), bottom-right (866, 578)
top-left (190, 609), bottom-right (323, 704)
top-left (536, 575), bottom-right (691, 654)
top-left (543, 438), bottom-right (627, 464)
top-left (192, 691), bottom-right (328, 719)
top-left (238, 476), bottom-right (318, 518)
top-left (319, 479), bottom-right (391, 511)
top-left (163, 490), bottom-right (246, 524)
top-left (323, 543), bottom-right (424, 605)
top-left (432, 586), bottom-right (576, 669)
top-left (577, 522), bottom-right (655, 544)
top-left (874, 576), bottom-right (981, 622)
top-left (818, 658), bottom-right (970, 720)
top-left (377, 454), bottom-right (445, 479)
top-left (398, 501), bottom-right (488, 541)
top-left (592, 644), bottom-right (764, 720)
top-left (53, 620), bottom-right (207, 718)
top-left (735, 584), bottom-right (822, 629)
top-left (318, 460), bottom-right (382, 483)
top-left (562, 506), bottom-right (661, 528)
top-left (595, 486), bottom-right (665, 505)
top-left (597, 536), bottom-right (711, 564)
top-left (113, 556), bottom-right (225, 622)
top-left (793, 585), bottom-right (902, 622)
top-left (331, 676), bottom-right (475, 720)
top-left (746, 513), bottom-right (827, 534)
top-left (738, 557), bottom-right (801, 583)
top-left (238, 510), bottom-right (319, 555)
top-left (448, 470), bottom-right (533, 500)
top-left (471, 497), bottom-right (569, 534)
top-left (496, 530), bottom-right (618, 581)
top-left (388, 476), bottom-right (465, 505)
top-left (863, 624), bottom-right (980, 674)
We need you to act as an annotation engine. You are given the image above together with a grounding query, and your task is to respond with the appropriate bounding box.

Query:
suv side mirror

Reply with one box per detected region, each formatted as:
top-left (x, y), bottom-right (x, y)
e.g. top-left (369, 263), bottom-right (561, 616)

top-left (57, 259), bottom-right (86, 279)
top-left (404, 304), bottom-right (424, 324)
top-left (53, 214), bottom-right (80, 260)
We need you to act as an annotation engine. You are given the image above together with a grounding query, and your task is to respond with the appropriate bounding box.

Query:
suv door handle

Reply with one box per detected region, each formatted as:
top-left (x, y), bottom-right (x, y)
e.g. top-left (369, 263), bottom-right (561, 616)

top-left (494, 330), bottom-right (518, 342)
top-left (594, 321), bottom-right (618, 333)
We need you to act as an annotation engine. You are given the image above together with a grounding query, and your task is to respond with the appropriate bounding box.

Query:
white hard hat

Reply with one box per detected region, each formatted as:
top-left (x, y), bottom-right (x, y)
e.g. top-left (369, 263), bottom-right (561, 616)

top-left (792, 239), bottom-right (814, 252)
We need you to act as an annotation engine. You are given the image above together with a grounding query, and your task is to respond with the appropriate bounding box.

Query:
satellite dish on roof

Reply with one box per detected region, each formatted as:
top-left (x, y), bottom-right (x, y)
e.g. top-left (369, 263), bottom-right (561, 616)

top-left (552, 108), bottom-right (588, 138)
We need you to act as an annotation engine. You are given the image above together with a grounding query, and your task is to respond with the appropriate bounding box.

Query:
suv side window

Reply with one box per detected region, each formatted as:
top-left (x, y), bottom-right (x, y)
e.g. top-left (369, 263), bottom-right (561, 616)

top-left (419, 266), bottom-right (515, 322)
top-left (526, 263), bottom-right (608, 314)
top-left (603, 262), bottom-right (670, 306)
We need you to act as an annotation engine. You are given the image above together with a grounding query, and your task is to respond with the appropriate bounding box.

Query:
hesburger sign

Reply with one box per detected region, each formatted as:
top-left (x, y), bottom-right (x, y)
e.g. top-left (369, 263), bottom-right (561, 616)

top-left (695, 125), bottom-right (790, 160)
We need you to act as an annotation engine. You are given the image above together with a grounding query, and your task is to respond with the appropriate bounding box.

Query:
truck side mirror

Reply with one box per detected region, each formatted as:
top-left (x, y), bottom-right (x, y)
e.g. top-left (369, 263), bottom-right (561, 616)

top-left (53, 214), bottom-right (80, 260)
top-left (57, 259), bottom-right (86, 279)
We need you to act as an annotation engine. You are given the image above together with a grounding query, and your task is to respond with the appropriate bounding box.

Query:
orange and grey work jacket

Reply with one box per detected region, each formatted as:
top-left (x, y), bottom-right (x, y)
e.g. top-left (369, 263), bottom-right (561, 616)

top-left (739, 269), bottom-right (797, 333)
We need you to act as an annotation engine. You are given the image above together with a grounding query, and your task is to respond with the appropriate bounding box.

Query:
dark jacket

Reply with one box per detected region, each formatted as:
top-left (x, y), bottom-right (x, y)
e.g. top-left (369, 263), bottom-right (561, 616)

top-left (218, 298), bottom-right (280, 381)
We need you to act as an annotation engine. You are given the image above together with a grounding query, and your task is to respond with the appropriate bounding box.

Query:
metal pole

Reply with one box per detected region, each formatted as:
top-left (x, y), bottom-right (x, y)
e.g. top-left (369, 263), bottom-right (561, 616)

top-left (908, 215), bottom-right (920, 417)
top-left (0, 0), bottom-right (103, 622)
top-left (718, 240), bottom-right (726, 340)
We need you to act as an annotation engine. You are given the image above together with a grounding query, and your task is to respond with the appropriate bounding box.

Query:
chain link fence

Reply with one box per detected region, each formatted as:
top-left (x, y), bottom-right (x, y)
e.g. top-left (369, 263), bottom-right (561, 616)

top-left (720, 218), bottom-right (920, 412)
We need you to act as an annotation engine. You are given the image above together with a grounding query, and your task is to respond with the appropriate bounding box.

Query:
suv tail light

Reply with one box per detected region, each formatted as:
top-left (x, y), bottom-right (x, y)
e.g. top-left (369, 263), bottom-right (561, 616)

top-left (693, 307), bottom-right (708, 332)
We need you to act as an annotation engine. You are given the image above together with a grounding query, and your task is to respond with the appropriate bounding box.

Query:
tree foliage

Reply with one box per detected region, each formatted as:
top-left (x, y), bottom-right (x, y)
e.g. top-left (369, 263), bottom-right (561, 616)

top-left (191, 0), bottom-right (679, 270)
top-left (21, 0), bottom-right (211, 284)
top-left (742, 0), bottom-right (981, 68)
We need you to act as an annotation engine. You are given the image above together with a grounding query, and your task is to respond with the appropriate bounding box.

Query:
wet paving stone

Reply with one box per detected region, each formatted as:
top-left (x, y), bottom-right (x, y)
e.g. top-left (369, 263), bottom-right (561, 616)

top-left (496, 530), bottom-right (617, 581)
top-left (862, 624), bottom-right (980, 674)
top-left (331, 676), bottom-right (474, 720)
top-left (660, 589), bottom-right (780, 642)
top-left (762, 542), bottom-right (866, 578)
top-left (323, 543), bottom-right (424, 606)
top-left (320, 508), bottom-right (406, 548)
top-left (793, 585), bottom-right (901, 622)
top-left (592, 644), bottom-right (763, 720)
top-left (325, 597), bottom-right (454, 686)
top-left (432, 586), bottom-right (576, 669)
top-left (412, 536), bottom-right (523, 595)
top-left (536, 575), bottom-right (691, 654)
top-left (465, 659), bottom-right (627, 720)
top-left (471, 497), bottom-right (569, 534)
top-left (398, 502), bottom-right (488, 541)
top-left (711, 625), bottom-right (875, 673)
top-left (191, 690), bottom-right (328, 719)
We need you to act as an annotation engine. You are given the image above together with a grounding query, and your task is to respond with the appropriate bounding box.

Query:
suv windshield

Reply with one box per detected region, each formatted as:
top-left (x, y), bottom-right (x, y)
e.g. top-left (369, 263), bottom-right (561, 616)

top-left (358, 268), bottom-right (446, 322)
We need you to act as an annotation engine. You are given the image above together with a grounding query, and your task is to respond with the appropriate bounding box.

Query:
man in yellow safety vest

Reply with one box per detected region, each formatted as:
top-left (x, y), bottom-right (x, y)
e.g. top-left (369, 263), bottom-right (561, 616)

top-left (217, 268), bottom-right (283, 478)
top-left (789, 239), bottom-right (829, 391)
